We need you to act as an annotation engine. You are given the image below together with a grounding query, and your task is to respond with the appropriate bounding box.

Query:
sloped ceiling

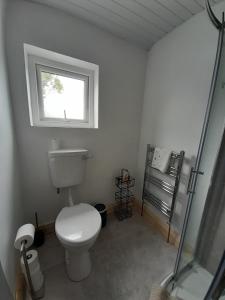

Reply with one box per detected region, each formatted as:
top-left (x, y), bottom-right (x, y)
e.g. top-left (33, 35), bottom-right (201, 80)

top-left (30, 0), bottom-right (222, 50)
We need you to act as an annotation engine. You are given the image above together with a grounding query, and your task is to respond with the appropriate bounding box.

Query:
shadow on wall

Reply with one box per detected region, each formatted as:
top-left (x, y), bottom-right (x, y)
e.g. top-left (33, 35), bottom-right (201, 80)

top-left (0, 262), bottom-right (12, 300)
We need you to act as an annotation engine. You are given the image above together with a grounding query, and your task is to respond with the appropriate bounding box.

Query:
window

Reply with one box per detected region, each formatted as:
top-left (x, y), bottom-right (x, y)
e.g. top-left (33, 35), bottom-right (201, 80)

top-left (24, 44), bottom-right (99, 128)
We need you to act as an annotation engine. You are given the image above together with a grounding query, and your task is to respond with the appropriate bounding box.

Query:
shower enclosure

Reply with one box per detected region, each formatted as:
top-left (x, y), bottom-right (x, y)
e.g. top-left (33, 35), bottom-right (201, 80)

top-left (164, 1), bottom-right (225, 299)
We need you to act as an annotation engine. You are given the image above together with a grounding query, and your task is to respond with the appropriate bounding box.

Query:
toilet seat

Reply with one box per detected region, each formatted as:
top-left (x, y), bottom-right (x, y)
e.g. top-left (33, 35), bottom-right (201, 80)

top-left (55, 203), bottom-right (101, 247)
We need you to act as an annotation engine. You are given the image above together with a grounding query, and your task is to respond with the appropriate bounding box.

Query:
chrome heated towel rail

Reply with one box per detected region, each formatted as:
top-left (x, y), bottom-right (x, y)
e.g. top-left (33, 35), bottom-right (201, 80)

top-left (141, 145), bottom-right (185, 242)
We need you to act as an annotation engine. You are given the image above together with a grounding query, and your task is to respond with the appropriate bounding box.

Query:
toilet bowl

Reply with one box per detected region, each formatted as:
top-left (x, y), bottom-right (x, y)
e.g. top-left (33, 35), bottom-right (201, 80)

top-left (55, 203), bottom-right (101, 281)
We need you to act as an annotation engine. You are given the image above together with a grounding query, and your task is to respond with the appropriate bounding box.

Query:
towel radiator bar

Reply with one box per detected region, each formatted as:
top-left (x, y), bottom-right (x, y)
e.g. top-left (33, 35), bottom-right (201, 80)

top-left (141, 144), bottom-right (185, 242)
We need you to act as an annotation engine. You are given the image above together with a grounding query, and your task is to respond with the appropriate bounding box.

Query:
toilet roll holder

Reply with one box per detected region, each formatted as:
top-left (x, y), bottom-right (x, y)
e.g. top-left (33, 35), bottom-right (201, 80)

top-left (20, 241), bottom-right (38, 300)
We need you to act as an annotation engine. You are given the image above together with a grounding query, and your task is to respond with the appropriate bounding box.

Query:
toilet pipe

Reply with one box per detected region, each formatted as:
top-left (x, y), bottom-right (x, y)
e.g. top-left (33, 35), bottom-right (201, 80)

top-left (68, 187), bottom-right (74, 206)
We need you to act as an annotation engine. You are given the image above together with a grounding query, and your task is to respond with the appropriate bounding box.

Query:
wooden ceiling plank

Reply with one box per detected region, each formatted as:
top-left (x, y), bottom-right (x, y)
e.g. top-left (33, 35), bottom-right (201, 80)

top-left (194, 0), bottom-right (206, 8)
top-left (110, 0), bottom-right (174, 32)
top-left (35, 0), bottom-right (152, 49)
top-left (135, 0), bottom-right (183, 27)
top-left (106, 0), bottom-right (165, 37)
top-left (70, 0), bottom-right (157, 42)
top-left (87, 0), bottom-right (159, 41)
top-left (175, 0), bottom-right (203, 14)
top-left (84, 0), bottom-right (165, 38)
top-left (157, 0), bottom-right (193, 19)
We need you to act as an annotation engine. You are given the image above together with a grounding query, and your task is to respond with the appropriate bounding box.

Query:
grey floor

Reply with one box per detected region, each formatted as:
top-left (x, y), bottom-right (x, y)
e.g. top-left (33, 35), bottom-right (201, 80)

top-left (38, 212), bottom-right (177, 300)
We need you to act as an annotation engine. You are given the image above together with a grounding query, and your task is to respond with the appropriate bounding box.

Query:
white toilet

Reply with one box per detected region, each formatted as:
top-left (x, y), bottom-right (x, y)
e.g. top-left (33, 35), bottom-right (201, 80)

top-left (48, 149), bottom-right (101, 281)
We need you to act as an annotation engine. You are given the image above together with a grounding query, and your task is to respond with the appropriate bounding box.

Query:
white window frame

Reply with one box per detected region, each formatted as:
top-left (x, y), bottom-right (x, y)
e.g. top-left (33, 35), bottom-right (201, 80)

top-left (24, 44), bottom-right (99, 128)
top-left (36, 64), bottom-right (89, 123)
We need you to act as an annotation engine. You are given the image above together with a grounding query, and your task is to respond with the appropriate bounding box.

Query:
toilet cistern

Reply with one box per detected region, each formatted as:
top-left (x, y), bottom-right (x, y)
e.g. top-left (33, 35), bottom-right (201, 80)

top-left (48, 148), bottom-right (88, 189)
top-left (48, 148), bottom-right (88, 206)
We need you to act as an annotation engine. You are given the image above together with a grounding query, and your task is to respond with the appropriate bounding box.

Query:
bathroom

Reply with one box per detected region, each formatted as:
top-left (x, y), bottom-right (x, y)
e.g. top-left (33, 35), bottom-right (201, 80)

top-left (1, 0), bottom-right (225, 299)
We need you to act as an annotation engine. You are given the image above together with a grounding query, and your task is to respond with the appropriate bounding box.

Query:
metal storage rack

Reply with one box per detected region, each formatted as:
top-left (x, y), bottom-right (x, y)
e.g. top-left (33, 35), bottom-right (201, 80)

top-left (141, 145), bottom-right (185, 242)
top-left (115, 170), bottom-right (135, 221)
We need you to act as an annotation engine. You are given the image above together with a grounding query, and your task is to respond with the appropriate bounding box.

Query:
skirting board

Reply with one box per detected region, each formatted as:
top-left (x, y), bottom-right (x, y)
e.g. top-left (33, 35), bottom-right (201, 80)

top-left (39, 222), bottom-right (55, 235)
top-left (15, 263), bottom-right (26, 300)
top-left (134, 199), bottom-right (180, 248)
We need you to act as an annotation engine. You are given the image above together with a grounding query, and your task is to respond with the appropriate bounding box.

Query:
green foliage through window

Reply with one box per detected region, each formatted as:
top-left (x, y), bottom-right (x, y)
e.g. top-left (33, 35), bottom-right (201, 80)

top-left (41, 72), bottom-right (64, 98)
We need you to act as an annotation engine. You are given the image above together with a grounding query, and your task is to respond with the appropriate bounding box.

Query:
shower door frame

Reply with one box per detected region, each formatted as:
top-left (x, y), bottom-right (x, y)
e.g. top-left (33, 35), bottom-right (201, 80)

top-left (168, 0), bottom-right (225, 284)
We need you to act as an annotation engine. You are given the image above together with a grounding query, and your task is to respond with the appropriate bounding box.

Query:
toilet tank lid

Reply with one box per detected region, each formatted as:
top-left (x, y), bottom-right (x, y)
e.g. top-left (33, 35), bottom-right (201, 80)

top-left (48, 149), bottom-right (88, 157)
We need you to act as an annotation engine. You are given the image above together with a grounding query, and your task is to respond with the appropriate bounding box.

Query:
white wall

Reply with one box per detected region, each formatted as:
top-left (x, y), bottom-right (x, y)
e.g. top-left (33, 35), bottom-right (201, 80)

top-left (6, 0), bottom-right (147, 225)
top-left (0, 0), bottom-right (23, 292)
top-left (0, 262), bottom-right (12, 300)
top-left (137, 1), bottom-right (225, 233)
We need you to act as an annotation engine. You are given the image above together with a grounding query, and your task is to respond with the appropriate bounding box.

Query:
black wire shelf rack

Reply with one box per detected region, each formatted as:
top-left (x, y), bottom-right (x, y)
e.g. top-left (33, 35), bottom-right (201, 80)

top-left (114, 172), bottom-right (135, 221)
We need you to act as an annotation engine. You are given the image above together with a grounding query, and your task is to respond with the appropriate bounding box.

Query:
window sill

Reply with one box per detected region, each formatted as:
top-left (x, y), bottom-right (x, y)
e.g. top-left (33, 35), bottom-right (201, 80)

top-left (30, 121), bottom-right (99, 129)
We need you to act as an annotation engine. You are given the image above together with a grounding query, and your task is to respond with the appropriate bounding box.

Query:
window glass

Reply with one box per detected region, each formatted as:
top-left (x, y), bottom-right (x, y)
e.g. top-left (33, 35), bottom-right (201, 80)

top-left (39, 70), bottom-right (87, 121)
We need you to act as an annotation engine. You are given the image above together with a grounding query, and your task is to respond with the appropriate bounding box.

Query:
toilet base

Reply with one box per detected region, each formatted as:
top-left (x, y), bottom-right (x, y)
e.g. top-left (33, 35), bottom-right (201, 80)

top-left (65, 250), bottom-right (91, 281)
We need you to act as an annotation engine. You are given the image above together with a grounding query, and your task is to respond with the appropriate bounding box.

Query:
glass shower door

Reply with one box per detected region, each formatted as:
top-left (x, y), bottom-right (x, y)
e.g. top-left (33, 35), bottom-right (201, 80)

top-left (173, 13), bottom-right (225, 289)
top-left (170, 55), bottom-right (225, 299)
top-left (176, 47), bottom-right (225, 273)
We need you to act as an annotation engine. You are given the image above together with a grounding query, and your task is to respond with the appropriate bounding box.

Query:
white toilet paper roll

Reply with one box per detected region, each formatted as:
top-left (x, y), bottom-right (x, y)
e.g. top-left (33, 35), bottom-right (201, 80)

top-left (21, 250), bottom-right (40, 273)
top-left (14, 224), bottom-right (35, 250)
top-left (21, 250), bottom-right (44, 292)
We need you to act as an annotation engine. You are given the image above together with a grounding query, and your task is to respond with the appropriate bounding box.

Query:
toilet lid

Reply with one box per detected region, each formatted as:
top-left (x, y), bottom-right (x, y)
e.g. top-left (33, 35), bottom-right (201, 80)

top-left (55, 203), bottom-right (101, 245)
